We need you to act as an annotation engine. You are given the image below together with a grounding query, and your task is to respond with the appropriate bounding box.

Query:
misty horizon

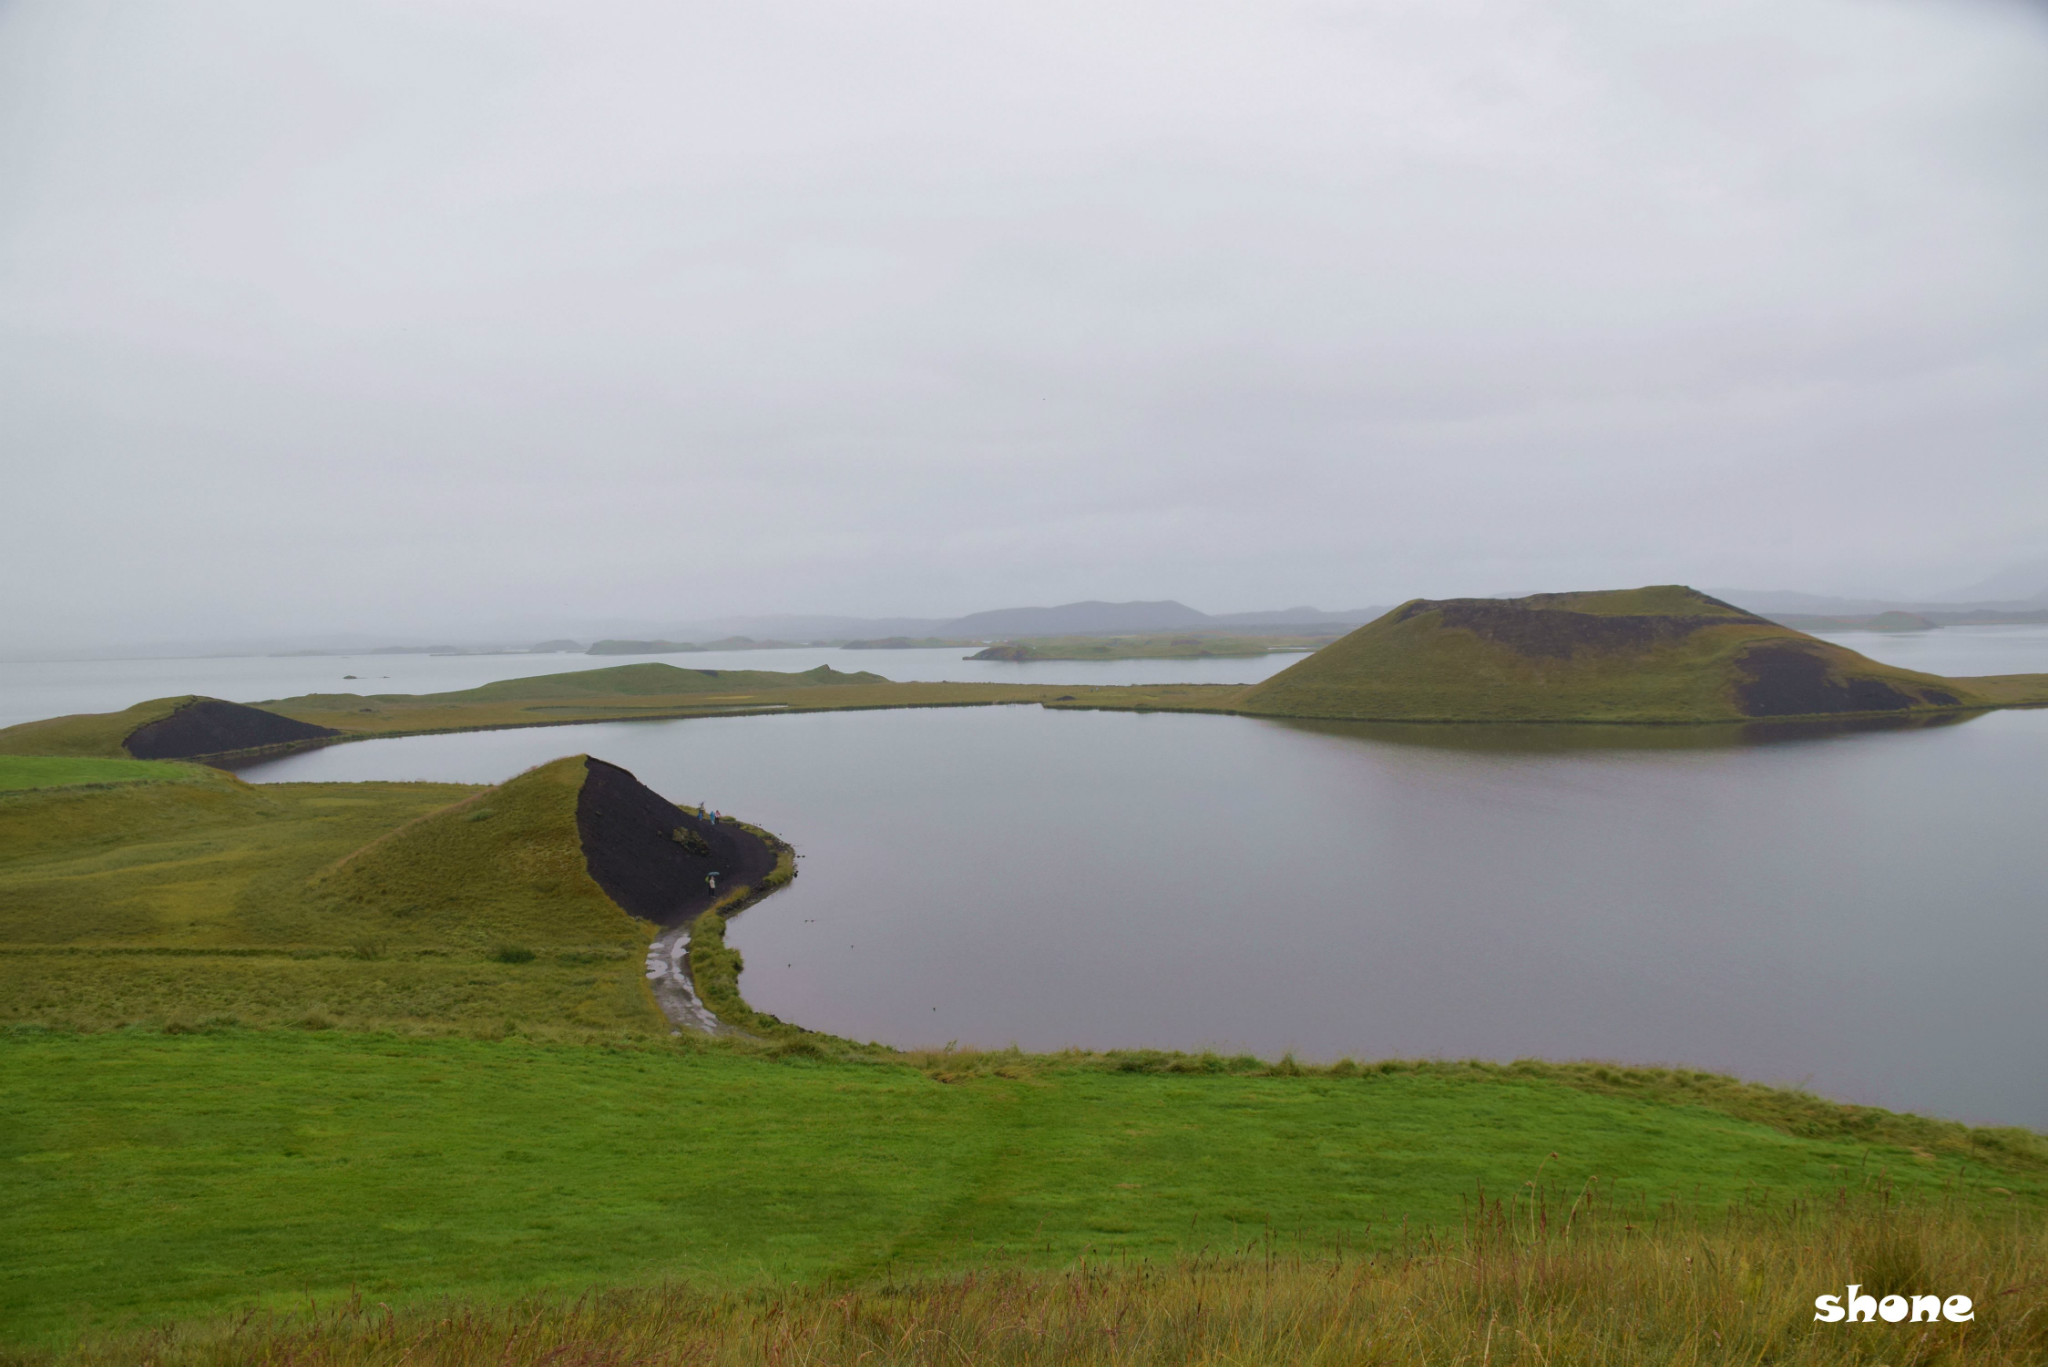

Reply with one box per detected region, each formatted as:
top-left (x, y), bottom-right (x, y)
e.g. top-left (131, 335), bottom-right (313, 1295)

top-left (12, 577), bottom-right (2048, 664)
top-left (5, 0), bottom-right (2046, 653)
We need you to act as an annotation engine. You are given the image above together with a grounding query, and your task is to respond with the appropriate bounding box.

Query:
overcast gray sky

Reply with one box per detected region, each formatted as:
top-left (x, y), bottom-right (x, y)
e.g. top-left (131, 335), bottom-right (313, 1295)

top-left (4, 0), bottom-right (2045, 647)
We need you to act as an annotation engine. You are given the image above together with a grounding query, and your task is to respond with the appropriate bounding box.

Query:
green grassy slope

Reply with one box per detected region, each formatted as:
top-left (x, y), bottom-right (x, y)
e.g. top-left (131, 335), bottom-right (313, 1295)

top-left (1242, 586), bottom-right (1988, 723)
top-left (0, 667), bottom-right (889, 764)
top-left (0, 697), bottom-right (187, 759)
top-left (0, 755), bottom-right (200, 791)
top-left (319, 755), bottom-right (647, 958)
top-left (4, 1030), bottom-right (2041, 1344)
top-left (1958, 672), bottom-right (2048, 706)
top-left (0, 762), bottom-right (663, 1037)
top-left (0, 695), bottom-right (339, 764)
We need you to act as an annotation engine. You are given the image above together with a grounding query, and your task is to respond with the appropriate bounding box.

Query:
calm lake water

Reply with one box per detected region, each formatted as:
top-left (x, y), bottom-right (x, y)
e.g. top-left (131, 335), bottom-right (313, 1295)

top-left (238, 699), bottom-right (2048, 1130)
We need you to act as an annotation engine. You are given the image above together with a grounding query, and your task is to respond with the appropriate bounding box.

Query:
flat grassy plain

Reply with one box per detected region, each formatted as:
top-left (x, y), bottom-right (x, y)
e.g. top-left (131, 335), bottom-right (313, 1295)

top-left (259, 672), bottom-right (1201, 739)
top-left (0, 669), bottom-right (1137, 761)
top-left (5, 1028), bottom-right (2044, 1349)
top-left (0, 756), bottom-right (199, 792)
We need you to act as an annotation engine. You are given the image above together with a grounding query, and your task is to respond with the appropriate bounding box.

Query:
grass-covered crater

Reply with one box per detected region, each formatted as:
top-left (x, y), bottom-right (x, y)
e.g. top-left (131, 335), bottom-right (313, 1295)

top-left (1237, 585), bottom-right (2041, 723)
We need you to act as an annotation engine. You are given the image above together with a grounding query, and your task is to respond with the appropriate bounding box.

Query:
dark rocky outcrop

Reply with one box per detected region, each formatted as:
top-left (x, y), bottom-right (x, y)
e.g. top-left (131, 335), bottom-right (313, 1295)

top-left (574, 757), bottom-right (778, 927)
top-left (124, 698), bottom-right (339, 761)
top-left (1735, 643), bottom-right (1961, 717)
top-left (1390, 597), bottom-right (1767, 660)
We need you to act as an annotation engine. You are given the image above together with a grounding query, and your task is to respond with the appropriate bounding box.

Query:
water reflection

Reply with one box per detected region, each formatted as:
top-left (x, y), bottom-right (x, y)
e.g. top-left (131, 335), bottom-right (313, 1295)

top-left (1269, 708), bottom-right (1989, 756)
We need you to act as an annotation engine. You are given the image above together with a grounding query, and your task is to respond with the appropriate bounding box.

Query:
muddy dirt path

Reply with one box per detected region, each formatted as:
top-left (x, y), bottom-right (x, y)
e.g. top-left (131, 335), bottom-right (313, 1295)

top-left (645, 921), bottom-right (747, 1036)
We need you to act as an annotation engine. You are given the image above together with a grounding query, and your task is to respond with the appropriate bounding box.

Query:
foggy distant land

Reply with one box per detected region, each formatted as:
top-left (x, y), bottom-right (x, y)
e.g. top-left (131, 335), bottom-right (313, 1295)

top-left (18, 570), bottom-right (2048, 663)
top-left (78, 600), bottom-right (1394, 661)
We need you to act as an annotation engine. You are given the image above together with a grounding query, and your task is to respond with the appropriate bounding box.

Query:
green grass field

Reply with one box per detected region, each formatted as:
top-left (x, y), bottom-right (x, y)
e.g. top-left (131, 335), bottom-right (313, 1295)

top-left (5, 1028), bottom-right (2043, 1348)
top-left (0, 766), bottom-right (660, 1038)
top-left (0, 698), bottom-right (188, 760)
top-left (60, 1200), bottom-right (2046, 1366)
top-left (0, 755), bottom-right (199, 792)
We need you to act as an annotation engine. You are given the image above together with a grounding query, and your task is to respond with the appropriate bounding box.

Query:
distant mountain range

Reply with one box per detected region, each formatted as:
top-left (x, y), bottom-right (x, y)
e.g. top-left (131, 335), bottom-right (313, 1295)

top-left (1710, 588), bottom-right (2048, 617)
top-left (1928, 555), bottom-right (2048, 604)
top-left (638, 599), bottom-right (1390, 645)
top-left (136, 600), bottom-right (1391, 663)
top-left (1707, 556), bottom-right (2048, 615)
top-left (939, 600), bottom-right (1381, 637)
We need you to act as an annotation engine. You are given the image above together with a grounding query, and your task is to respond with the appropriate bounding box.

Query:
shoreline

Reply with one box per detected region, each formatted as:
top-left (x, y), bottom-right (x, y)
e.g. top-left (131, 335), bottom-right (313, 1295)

top-left (214, 691), bottom-right (2045, 772)
top-left (651, 821), bottom-right (805, 1039)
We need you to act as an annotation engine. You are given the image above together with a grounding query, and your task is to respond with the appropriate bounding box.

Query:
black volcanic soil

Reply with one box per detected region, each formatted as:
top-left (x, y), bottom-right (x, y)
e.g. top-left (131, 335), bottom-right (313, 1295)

top-left (124, 698), bottom-right (339, 761)
top-left (1735, 643), bottom-right (1959, 717)
top-left (575, 757), bottom-right (780, 927)
top-left (1394, 598), bottom-right (1767, 659)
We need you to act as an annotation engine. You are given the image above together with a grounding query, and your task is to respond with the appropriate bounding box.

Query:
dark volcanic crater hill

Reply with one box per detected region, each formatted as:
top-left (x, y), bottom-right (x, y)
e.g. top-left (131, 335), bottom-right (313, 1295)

top-left (1242, 585), bottom-right (1986, 724)
top-left (123, 698), bottom-right (340, 761)
top-left (575, 757), bottom-right (779, 927)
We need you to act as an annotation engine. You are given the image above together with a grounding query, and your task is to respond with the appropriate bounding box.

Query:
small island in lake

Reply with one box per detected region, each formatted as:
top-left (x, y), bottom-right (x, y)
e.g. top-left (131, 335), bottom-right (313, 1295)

top-left (1233, 585), bottom-right (2047, 723)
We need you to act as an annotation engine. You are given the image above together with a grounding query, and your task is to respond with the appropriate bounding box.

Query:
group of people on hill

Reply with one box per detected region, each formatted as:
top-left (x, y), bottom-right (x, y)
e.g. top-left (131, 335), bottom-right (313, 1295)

top-left (696, 804), bottom-right (723, 893)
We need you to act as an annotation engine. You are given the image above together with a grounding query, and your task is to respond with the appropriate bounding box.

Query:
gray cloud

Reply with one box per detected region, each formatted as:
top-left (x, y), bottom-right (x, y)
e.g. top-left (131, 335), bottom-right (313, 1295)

top-left (4, 0), bottom-right (2046, 647)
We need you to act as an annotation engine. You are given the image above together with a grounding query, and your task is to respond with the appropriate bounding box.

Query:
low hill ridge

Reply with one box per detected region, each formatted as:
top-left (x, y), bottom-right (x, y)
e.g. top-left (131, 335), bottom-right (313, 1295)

top-left (1241, 585), bottom-right (1982, 723)
top-left (287, 662), bottom-right (885, 708)
top-left (0, 666), bottom-right (887, 764)
top-left (124, 697), bottom-right (339, 759)
top-left (322, 755), bottom-right (779, 949)
top-left (0, 695), bottom-right (337, 762)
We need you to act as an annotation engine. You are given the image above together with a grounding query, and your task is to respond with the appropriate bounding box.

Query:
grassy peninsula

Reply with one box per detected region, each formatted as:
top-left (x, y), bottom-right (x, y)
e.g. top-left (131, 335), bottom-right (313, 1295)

top-left (0, 664), bottom-right (1246, 765)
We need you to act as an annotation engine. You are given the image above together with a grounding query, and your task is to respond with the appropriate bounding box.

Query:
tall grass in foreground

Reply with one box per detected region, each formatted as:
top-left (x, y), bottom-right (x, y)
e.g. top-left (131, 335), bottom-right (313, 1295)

top-left (53, 1192), bottom-right (2046, 1366)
